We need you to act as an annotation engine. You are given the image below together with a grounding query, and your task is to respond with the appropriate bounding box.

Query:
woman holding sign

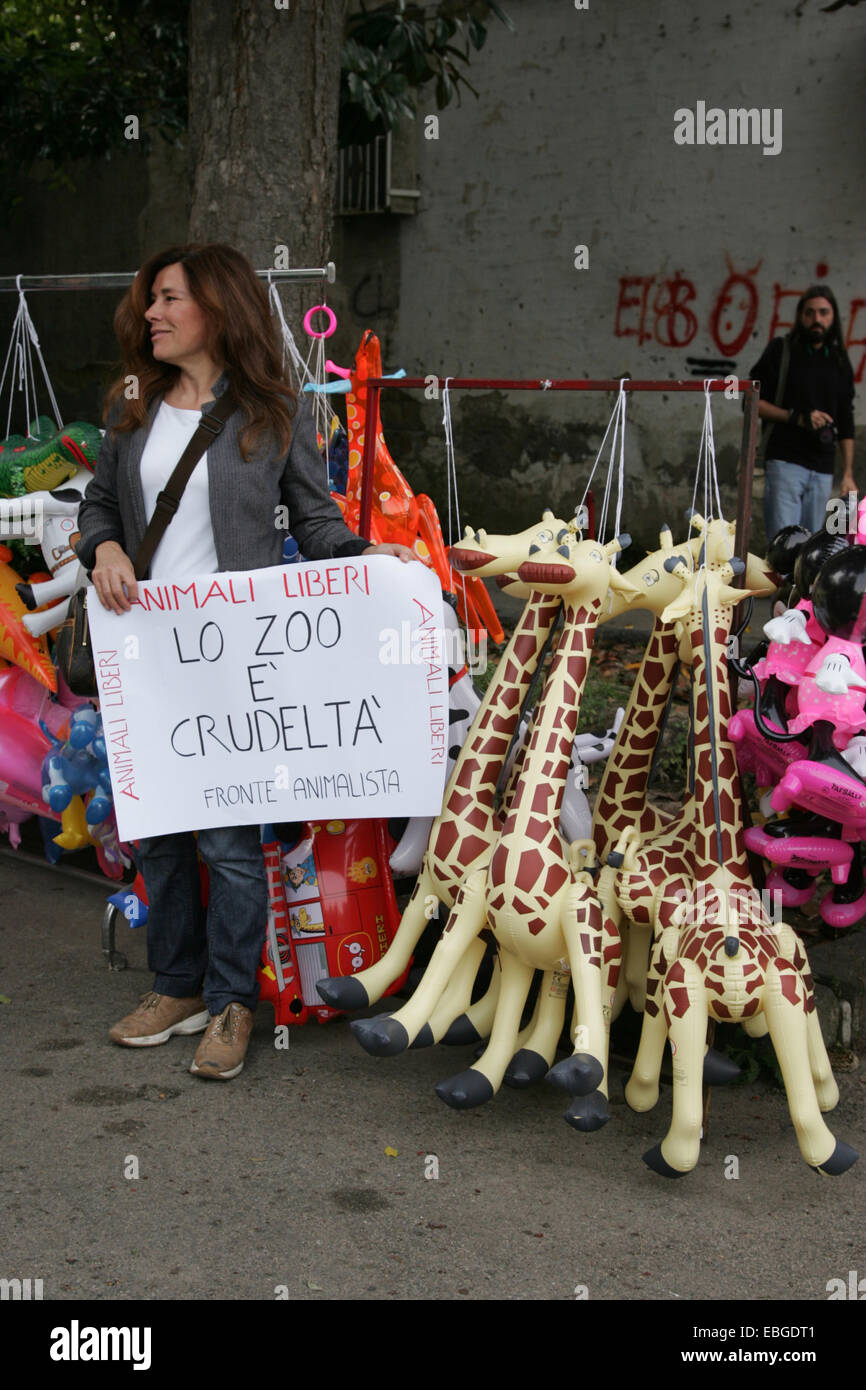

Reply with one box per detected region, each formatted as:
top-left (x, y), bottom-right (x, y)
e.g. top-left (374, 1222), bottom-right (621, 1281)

top-left (76, 243), bottom-right (414, 1080)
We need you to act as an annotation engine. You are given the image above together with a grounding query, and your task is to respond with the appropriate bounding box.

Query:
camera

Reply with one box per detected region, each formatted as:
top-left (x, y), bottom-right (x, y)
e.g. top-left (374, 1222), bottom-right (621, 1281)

top-left (817, 422), bottom-right (839, 447)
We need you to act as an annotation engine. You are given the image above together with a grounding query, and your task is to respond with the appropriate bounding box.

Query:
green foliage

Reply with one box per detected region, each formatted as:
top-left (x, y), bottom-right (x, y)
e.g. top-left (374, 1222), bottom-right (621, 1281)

top-left (720, 1024), bottom-right (785, 1089)
top-left (340, 0), bottom-right (514, 145)
top-left (471, 647), bottom-right (502, 695)
top-left (0, 0), bottom-right (187, 202)
top-left (1, 0), bottom-right (514, 205)
top-left (576, 662), bottom-right (633, 742)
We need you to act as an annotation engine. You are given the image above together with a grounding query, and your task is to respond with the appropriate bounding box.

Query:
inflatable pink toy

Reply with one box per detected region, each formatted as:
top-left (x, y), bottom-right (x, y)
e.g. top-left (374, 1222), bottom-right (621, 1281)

top-left (752, 601), bottom-right (825, 688)
top-left (0, 662), bottom-right (78, 741)
top-left (0, 697), bottom-right (58, 820)
top-left (786, 638), bottom-right (866, 749)
top-left (729, 708), bottom-right (807, 786)
top-left (745, 824), bottom-right (854, 879)
top-left (763, 856), bottom-right (866, 928)
top-left (0, 804), bottom-right (34, 848)
top-left (772, 758), bottom-right (866, 834)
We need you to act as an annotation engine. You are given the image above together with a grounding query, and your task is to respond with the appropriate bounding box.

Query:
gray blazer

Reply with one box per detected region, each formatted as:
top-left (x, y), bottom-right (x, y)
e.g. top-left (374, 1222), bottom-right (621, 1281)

top-left (75, 370), bottom-right (369, 575)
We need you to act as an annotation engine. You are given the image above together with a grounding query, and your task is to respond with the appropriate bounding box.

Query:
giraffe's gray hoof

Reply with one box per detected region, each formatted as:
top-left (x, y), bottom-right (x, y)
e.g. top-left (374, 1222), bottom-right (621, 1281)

top-left (811, 1140), bottom-right (858, 1176)
top-left (643, 1143), bottom-right (688, 1178)
top-left (702, 1047), bottom-right (741, 1085)
top-left (349, 1014), bottom-right (409, 1056)
top-left (409, 1024), bottom-right (434, 1050)
top-left (546, 1052), bottom-right (604, 1096)
top-left (564, 1090), bottom-right (610, 1132)
top-left (317, 975), bottom-right (370, 1010)
top-left (441, 1013), bottom-right (483, 1045)
top-left (503, 1048), bottom-right (549, 1088)
top-left (435, 1069), bottom-right (494, 1109)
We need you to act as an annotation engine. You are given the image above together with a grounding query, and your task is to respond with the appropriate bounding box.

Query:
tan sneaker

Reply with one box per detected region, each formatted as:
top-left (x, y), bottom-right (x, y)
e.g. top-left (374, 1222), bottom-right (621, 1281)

top-left (109, 991), bottom-right (209, 1047)
top-left (189, 1003), bottom-right (254, 1080)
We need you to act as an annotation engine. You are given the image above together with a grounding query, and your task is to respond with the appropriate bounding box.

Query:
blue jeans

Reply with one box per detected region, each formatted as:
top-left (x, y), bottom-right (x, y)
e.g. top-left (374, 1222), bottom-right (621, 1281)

top-left (764, 458), bottom-right (834, 543)
top-left (135, 825), bottom-right (268, 1016)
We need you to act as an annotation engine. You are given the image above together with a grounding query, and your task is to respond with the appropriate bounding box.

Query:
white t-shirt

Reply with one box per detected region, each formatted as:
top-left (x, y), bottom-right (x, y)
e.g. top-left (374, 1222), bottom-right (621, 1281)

top-left (139, 402), bottom-right (219, 581)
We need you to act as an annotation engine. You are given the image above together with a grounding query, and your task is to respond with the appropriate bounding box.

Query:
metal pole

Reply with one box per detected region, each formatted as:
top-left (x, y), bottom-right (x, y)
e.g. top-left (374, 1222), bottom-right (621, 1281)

top-left (359, 381), bottom-right (380, 541)
top-left (362, 378), bottom-right (755, 393)
top-left (0, 264), bottom-right (336, 293)
top-left (734, 381), bottom-right (761, 563)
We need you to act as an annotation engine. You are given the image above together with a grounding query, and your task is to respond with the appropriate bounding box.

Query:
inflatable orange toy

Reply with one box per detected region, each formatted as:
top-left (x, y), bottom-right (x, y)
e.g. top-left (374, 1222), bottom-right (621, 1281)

top-left (343, 332), bottom-right (503, 645)
top-left (0, 546), bottom-right (56, 690)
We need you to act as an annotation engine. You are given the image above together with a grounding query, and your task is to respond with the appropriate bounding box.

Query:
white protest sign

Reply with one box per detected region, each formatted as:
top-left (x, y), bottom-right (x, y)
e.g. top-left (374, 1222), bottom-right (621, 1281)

top-left (86, 556), bottom-right (448, 840)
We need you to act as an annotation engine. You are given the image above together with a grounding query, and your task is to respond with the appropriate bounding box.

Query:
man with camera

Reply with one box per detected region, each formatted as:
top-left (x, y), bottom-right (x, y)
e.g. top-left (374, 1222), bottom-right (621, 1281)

top-left (750, 284), bottom-right (856, 542)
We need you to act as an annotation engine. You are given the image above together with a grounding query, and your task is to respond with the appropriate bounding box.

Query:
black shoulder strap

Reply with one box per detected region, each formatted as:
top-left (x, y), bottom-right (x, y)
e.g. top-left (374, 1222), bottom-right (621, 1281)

top-left (774, 337), bottom-right (791, 408)
top-left (760, 337), bottom-right (792, 459)
top-left (133, 393), bottom-right (236, 579)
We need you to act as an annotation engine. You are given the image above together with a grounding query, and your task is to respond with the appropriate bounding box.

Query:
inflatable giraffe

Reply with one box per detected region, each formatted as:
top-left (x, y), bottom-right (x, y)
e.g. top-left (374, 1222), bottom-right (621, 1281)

top-left (317, 512), bottom-right (568, 1017)
top-left (362, 525), bottom-right (637, 1122)
top-left (593, 515), bottom-right (777, 1015)
top-left (611, 555), bottom-right (856, 1176)
top-left (496, 516), bottom-right (777, 1095)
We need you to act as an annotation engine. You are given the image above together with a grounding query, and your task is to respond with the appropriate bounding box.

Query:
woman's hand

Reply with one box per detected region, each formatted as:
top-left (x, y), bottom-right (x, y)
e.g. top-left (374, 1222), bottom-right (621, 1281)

top-left (91, 541), bottom-right (139, 613)
top-left (362, 542), bottom-right (419, 564)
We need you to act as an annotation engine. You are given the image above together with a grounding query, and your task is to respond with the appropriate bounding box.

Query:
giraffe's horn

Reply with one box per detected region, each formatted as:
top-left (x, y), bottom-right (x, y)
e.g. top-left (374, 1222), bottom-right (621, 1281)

top-left (463, 525), bottom-right (476, 540)
top-left (603, 533), bottom-right (631, 559)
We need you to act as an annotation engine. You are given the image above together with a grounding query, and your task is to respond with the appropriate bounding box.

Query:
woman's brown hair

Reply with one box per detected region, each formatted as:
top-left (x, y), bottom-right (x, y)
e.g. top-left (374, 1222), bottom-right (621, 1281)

top-left (103, 243), bottom-right (298, 459)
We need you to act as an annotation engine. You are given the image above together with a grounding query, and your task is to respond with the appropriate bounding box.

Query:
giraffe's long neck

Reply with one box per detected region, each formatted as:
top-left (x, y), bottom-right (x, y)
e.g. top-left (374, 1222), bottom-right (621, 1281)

top-left (439, 592), bottom-right (562, 814)
top-left (505, 592), bottom-right (600, 827)
top-left (684, 588), bottom-right (749, 876)
top-left (591, 617), bottom-right (681, 855)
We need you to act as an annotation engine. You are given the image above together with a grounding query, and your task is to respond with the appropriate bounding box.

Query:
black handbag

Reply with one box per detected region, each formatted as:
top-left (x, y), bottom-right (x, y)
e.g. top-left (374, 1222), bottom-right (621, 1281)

top-left (56, 393), bottom-right (236, 697)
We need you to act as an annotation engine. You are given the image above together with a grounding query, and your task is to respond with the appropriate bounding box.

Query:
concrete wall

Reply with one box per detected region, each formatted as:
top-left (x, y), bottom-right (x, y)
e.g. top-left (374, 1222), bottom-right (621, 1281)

top-left (0, 137), bottom-right (189, 426)
top-left (3, 0), bottom-right (866, 556)
top-left (331, 0), bottom-right (866, 554)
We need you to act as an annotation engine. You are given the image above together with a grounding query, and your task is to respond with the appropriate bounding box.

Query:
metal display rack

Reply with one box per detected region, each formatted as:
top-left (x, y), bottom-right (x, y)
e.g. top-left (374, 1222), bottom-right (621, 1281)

top-left (0, 264), bottom-right (336, 292)
top-left (358, 376), bottom-right (760, 564)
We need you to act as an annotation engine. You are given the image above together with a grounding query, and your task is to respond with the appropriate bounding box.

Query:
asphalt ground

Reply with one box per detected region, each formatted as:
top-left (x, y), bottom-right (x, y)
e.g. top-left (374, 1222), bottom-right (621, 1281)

top-left (1, 849), bottom-right (864, 1318)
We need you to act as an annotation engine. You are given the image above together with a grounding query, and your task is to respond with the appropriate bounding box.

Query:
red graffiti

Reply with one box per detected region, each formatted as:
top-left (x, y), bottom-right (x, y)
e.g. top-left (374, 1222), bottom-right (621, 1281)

top-left (710, 259), bottom-right (761, 356)
top-left (845, 299), bottom-right (866, 384)
top-left (652, 274), bottom-right (698, 348)
top-left (767, 284), bottom-right (802, 341)
top-left (615, 258), bottom-right (866, 382)
top-left (614, 273), bottom-right (697, 348)
top-left (614, 275), bottom-right (654, 344)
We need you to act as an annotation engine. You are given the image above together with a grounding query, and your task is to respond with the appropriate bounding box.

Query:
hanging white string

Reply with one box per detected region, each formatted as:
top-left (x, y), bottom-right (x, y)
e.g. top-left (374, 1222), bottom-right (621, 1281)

top-left (580, 378), bottom-right (628, 556)
top-left (0, 277), bottom-right (63, 440)
top-left (689, 380), bottom-right (731, 568)
top-left (305, 318), bottom-right (330, 465)
top-left (267, 276), bottom-right (336, 487)
top-left (611, 379), bottom-right (628, 559)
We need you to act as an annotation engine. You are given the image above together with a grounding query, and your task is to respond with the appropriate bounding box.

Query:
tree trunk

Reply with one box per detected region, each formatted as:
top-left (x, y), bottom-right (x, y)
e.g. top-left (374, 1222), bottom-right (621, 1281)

top-left (188, 0), bottom-right (347, 310)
